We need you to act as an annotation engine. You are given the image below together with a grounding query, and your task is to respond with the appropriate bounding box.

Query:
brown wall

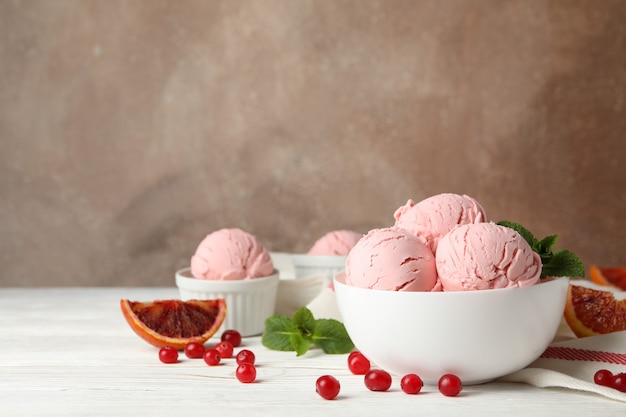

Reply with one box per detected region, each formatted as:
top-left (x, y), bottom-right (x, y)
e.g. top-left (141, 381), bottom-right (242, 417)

top-left (2, 0), bottom-right (625, 286)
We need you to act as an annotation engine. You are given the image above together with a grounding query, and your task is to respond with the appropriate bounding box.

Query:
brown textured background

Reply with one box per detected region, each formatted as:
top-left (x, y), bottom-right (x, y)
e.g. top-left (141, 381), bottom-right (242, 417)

top-left (1, 0), bottom-right (625, 287)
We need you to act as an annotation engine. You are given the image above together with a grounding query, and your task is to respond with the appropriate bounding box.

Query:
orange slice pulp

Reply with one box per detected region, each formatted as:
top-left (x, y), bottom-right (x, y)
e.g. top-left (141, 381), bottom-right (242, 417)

top-left (563, 284), bottom-right (626, 338)
top-left (120, 298), bottom-right (227, 349)
top-left (589, 265), bottom-right (626, 291)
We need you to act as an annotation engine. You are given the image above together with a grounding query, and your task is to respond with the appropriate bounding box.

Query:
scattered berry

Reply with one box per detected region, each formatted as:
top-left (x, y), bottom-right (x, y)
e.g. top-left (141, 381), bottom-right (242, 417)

top-left (594, 369), bottom-right (614, 387)
top-left (612, 373), bottom-right (626, 393)
top-left (347, 351), bottom-right (371, 375)
top-left (158, 346), bottom-right (178, 364)
top-left (236, 349), bottom-right (256, 365)
top-left (203, 348), bottom-right (221, 366)
top-left (364, 369), bottom-right (392, 392)
top-left (215, 341), bottom-right (234, 358)
top-left (221, 329), bottom-right (242, 347)
top-left (236, 363), bottom-right (257, 383)
top-left (593, 369), bottom-right (626, 392)
top-left (438, 374), bottom-right (462, 397)
top-left (184, 342), bottom-right (205, 359)
top-left (316, 375), bottom-right (341, 400)
top-left (400, 374), bottom-right (423, 394)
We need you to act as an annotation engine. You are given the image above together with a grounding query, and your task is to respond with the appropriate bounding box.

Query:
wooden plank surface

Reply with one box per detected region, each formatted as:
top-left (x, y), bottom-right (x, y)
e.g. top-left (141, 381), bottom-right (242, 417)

top-left (0, 287), bottom-right (622, 416)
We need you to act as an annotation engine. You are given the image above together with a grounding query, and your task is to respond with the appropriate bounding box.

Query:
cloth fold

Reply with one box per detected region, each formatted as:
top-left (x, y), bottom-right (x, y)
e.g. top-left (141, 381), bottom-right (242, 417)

top-left (500, 331), bottom-right (626, 402)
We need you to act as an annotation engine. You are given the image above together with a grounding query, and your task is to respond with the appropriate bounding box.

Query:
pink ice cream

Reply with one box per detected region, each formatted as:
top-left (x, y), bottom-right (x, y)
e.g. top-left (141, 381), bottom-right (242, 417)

top-left (308, 230), bottom-right (362, 256)
top-left (436, 222), bottom-right (542, 291)
top-left (345, 227), bottom-right (438, 291)
top-left (190, 228), bottom-right (274, 280)
top-left (394, 193), bottom-right (486, 253)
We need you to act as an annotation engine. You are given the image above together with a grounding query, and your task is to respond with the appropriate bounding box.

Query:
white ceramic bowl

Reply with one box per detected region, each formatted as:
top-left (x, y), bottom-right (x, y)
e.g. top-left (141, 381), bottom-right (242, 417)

top-left (175, 268), bottom-right (280, 337)
top-left (291, 254), bottom-right (347, 282)
top-left (275, 274), bottom-right (327, 316)
top-left (334, 273), bottom-right (569, 385)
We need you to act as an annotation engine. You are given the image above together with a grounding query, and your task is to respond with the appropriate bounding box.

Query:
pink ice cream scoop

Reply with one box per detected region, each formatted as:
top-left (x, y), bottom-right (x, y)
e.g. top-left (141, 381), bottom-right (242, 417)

top-left (435, 222), bottom-right (542, 291)
top-left (394, 193), bottom-right (487, 253)
top-left (308, 230), bottom-right (362, 256)
top-left (190, 228), bottom-right (274, 280)
top-left (345, 227), bottom-right (438, 292)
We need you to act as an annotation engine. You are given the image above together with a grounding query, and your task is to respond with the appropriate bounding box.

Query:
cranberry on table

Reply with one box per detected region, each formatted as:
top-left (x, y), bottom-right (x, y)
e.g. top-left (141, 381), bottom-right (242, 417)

top-left (364, 369), bottom-right (392, 392)
top-left (221, 329), bottom-right (242, 347)
top-left (214, 341), bottom-right (234, 358)
top-left (594, 369), bottom-right (614, 386)
top-left (347, 351), bottom-right (371, 375)
top-left (316, 375), bottom-right (341, 400)
top-left (158, 346), bottom-right (178, 364)
top-left (612, 373), bottom-right (626, 393)
top-left (438, 374), bottom-right (462, 397)
top-left (400, 374), bottom-right (423, 394)
top-left (236, 363), bottom-right (257, 383)
top-left (236, 349), bottom-right (256, 365)
top-left (183, 342), bottom-right (205, 359)
top-left (203, 348), bottom-right (221, 366)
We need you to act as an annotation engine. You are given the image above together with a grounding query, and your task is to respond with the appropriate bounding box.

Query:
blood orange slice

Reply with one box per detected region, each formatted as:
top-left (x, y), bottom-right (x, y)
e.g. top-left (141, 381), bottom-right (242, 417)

top-left (589, 265), bottom-right (626, 291)
top-left (563, 285), bottom-right (626, 337)
top-left (120, 299), bottom-right (227, 349)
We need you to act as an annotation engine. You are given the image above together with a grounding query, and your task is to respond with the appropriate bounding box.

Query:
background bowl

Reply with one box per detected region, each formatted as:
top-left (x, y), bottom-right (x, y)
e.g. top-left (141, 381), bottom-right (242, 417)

top-left (176, 268), bottom-right (280, 337)
top-left (291, 254), bottom-right (347, 282)
top-left (334, 273), bottom-right (569, 385)
top-left (274, 274), bottom-right (327, 316)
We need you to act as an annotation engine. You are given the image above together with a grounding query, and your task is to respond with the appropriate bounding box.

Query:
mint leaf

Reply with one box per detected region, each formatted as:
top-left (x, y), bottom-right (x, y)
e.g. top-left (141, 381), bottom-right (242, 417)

top-left (290, 332), bottom-right (311, 356)
top-left (262, 307), bottom-right (354, 356)
top-left (262, 315), bottom-right (297, 351)
top-left (541, 249), bottom-right (585, 278)
top-left (536, 234), bottom-right (558, 255)
top-left (497, 220), bottom-right (585, 278)
top-left (290, 307), bottom-right (316, 355)
top-left (292, 306), bottom-right (316, 337)
top-left (312, 319), bottom-right (354, 354)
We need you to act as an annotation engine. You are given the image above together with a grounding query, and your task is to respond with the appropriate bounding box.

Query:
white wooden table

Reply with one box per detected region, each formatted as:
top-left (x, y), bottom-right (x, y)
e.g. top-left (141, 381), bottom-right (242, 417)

top-left (0, 287), bottom-right (623, 416)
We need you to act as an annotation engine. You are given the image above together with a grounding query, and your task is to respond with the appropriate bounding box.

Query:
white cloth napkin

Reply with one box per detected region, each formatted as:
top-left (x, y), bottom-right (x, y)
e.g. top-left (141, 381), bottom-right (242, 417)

top-left (500, 330), bottom-right (626, 402)
top-left (307, 285), bottom-right (342, 320)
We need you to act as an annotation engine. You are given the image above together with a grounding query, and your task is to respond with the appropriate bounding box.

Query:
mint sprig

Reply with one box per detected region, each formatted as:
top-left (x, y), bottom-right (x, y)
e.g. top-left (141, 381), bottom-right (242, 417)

top-left (262, 307), bottom-right (354, 356)
top-left (497, 220), bottom-right (585, 278)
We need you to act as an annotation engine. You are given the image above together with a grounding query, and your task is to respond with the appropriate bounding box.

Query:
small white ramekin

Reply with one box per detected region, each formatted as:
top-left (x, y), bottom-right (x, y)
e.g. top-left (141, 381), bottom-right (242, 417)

top-left (175, 268), bottom-right (280, 337)
top-left (290, 255), bottom-right (347, 282)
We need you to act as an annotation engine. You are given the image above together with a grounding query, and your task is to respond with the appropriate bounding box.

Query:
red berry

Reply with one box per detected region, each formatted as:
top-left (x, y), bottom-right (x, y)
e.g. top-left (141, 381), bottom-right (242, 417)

top-left (158, 346), bottom-right (178, 364)
top-left (438, 374), bottom-right (462, 397)
top-left (221, 329), bottom-right (242, 347)
top-left (215, 341), bottom-right (234, 358)
top-left (236, 349), bottom-right (256, 365)
top-left (203, 348), bottom-right (221, 366)
top-left (184, 342), bottom-right (205, 359)
top-left (401, 374), bottom-right (423, 394)
top-left (594, 369), bottom-right (614, 386)
top-left (236, 363), bottom-right (257, 383)
top-left (347, 351), bottom-right (371, 375)
top-left (316, 375), bottom-right (341, 400)
top-left (612, 373), bottom-right (626, 393)
top-left (364, 369), bottom-right (392, 392)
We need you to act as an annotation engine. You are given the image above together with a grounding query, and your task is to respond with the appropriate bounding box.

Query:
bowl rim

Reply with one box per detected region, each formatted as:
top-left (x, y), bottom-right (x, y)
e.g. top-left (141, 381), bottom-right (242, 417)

top-left (334, 272), bottom-right (569, 297)
top-left (176, 267), bottom-right (280, 290)
top-left (291, 254), bottom-right (347, 266)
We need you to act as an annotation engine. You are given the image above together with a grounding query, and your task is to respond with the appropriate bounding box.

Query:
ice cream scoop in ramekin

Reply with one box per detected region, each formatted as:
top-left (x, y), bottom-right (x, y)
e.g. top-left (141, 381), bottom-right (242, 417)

top-left (176, 228), bottom-right (279, 337)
